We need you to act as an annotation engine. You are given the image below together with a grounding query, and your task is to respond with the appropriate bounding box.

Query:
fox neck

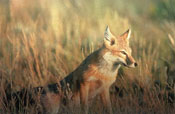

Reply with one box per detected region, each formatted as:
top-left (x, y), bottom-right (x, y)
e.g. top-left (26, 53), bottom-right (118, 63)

top-left (98, 49), bottom-right (121, 77)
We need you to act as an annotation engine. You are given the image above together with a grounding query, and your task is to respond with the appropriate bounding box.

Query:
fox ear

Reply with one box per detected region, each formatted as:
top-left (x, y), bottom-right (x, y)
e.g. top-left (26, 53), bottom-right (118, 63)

top-left (104, 26), bottom-right (115, 47)
top-left (104, 26), bottom-right (114, 41)
top-left (120, 29), bottom-right (131, 40)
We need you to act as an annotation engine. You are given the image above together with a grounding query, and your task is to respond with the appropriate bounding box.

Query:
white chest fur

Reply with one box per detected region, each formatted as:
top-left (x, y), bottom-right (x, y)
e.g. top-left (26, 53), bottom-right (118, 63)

top-left (99, 52), bottom-right (121, 77)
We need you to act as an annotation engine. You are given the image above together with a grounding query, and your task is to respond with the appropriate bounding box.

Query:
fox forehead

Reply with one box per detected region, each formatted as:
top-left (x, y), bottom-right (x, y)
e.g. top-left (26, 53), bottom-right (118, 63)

top-left (105, 36), bottom-right (130, 51)
top-left (115, 38), bottom-right (132, 53)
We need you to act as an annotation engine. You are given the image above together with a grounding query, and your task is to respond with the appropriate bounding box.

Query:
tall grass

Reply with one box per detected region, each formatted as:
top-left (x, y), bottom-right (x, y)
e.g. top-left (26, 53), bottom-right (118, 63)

top-left (0, 0), bottom-right (174, 113)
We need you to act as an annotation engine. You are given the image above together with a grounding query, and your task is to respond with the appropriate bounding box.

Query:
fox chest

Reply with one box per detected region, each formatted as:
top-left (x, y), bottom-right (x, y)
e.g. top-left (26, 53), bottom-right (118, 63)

top-left (85, 75), bottom-right (116, 98)
top-left (84, 65), bottom-right (118, 86)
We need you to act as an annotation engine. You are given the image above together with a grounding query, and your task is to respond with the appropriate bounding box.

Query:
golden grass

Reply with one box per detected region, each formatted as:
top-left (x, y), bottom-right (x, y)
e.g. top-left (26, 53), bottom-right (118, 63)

top-left (0, 0), bottom-right (174, 113)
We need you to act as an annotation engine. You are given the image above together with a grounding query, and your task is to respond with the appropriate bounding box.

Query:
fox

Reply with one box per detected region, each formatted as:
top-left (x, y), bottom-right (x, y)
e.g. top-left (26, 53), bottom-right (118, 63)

top-left (41, 26), bottom-right (137, 114)
top-left (1, 26), bottom-right (137, 114)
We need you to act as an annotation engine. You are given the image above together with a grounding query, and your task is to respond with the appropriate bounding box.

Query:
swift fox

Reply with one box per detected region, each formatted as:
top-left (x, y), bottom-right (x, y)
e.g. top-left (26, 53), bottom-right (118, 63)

top-left (41, 26), bottom-right (137, 114)
top-left (1, 26), bottom-right (137, 114)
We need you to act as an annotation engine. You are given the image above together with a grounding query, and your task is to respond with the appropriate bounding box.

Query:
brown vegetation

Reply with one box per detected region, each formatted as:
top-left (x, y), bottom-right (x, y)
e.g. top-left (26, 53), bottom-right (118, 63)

top-left (0, 0), bottom-right (174, 114)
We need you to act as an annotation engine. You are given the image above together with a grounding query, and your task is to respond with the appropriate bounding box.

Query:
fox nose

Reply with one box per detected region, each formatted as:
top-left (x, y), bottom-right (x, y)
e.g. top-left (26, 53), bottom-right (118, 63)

top-left (134, 62), bottom-right (138, 67)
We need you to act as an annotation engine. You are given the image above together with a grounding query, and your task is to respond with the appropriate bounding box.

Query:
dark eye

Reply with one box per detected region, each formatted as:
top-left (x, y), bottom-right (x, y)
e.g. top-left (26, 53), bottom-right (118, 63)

top-left (110, 40), bottom-right (115, 45)
top-left (121, 51), bottom-right (127, 55)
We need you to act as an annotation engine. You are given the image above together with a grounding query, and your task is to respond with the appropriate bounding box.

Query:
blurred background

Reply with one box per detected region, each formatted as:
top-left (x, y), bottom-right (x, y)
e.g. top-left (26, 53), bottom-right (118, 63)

top-left (0, 0), bottom-right (175, 113)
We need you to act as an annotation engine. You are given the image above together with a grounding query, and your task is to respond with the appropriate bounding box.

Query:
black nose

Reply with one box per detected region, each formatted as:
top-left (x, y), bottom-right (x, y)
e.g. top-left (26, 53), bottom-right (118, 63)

top-left (134, 62), bottom-right (138, 67)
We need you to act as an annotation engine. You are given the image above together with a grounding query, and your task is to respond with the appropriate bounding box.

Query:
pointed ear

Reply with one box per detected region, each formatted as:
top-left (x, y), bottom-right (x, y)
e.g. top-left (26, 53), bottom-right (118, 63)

top-left (104, 26), bottom-right (116, 47)
top-left (104, 26), bottom-right (114, 42)
top-left (120, 29), bottom-right (131, 40)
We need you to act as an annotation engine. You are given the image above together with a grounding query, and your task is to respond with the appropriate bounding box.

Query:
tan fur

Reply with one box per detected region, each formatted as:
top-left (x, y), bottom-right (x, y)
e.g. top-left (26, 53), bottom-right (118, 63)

top-left (41, 26), bottom-right (137, 114)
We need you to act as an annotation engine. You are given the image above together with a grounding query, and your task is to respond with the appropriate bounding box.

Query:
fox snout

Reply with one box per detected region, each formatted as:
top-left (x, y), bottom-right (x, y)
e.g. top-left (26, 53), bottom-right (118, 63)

top-left (126, 55), bottom-right (137, 68)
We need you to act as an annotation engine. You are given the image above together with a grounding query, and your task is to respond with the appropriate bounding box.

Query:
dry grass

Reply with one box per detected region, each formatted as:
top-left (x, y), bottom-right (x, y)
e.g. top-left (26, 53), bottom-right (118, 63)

top-left (0, 0), bottom-right (174, 114)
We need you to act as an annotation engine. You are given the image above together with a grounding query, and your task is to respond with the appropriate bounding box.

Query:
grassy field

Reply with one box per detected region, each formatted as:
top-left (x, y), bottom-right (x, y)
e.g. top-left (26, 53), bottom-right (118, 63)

top-left (0, 0), bottom-right (175, 113)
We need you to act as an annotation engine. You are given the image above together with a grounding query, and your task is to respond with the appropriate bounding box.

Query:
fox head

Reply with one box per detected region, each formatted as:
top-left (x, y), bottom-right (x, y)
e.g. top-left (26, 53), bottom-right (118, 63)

top-left (103, 26), bottom-right (137, 68)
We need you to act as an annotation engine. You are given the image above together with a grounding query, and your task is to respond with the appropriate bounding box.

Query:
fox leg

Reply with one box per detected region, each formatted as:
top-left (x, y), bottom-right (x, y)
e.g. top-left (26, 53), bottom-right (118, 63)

top-left (100, 88), bottom-right (113, 114)
top-left (80, 83), bottom-right (89, 114)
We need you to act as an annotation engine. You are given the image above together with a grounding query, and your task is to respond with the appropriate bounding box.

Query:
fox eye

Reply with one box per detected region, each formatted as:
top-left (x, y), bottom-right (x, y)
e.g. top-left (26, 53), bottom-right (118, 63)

top-left (121, 51), bottom-right (127, 55)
